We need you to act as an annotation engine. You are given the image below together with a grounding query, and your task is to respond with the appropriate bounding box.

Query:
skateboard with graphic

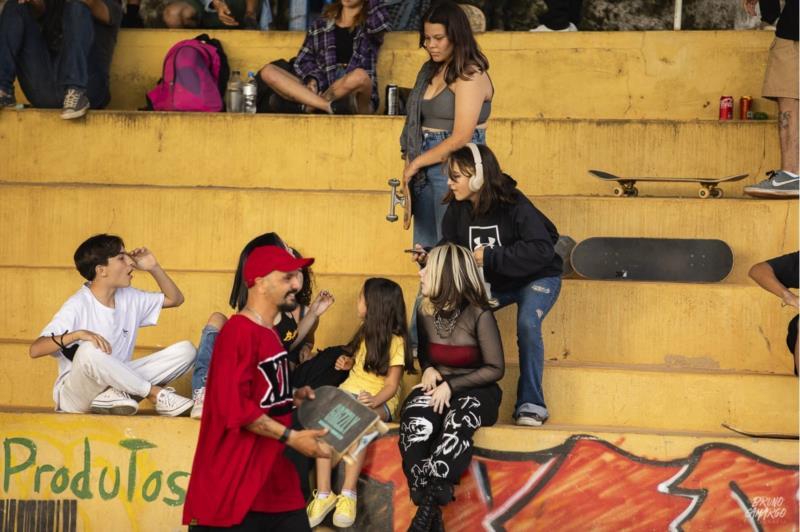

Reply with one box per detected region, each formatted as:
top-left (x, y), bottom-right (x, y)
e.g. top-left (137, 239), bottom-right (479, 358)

top-left (590, 170), bottom-right (748, 199)
top-left (386, 178), bottom-right (412, 230)
top-left (298, 386), bottom-right (389, 466)
top-left (571, 237), bottom-right (733, 283)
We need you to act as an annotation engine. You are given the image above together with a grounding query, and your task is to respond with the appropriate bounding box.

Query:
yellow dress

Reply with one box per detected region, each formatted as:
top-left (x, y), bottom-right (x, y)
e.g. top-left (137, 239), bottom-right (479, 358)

top-left (339, 335), bottom-right (405, 417)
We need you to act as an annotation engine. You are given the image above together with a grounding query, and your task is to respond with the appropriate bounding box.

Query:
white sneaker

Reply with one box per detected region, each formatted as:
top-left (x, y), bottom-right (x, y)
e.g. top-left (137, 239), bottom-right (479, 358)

top-left (90, 388), bottom-right (139, 416)
top-left (155, 387), bottom-right (193, 417)
top-left (190, 387), bottom-right (205, 420)
top-left (530, 22), bottom-right (578, 32)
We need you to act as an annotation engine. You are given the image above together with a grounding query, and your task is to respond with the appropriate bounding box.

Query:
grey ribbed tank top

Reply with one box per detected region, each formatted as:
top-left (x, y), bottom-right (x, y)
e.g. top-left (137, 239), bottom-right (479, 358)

top-left (420, 88), bottom-right (492, 130)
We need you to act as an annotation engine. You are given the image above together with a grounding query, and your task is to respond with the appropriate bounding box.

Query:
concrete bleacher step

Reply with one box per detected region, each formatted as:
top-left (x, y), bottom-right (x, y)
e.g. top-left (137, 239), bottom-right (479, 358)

top-left (0, 111), bottom-right (782, 199)
top-left (0, 409), bottom-right (796, 530)
top-left (4, 340), bottom-right (796, 435)
top-left (0, 183), bottom-right (795, 284)
top-left (15, 29), bottom-right (776, 119)
top-left (1, 268), bottom-right (796, 377)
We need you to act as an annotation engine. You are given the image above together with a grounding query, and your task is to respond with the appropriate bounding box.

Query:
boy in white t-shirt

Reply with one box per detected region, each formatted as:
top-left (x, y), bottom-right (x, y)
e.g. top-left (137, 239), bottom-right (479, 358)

top-left (29, 234), bottom-right (196, 416)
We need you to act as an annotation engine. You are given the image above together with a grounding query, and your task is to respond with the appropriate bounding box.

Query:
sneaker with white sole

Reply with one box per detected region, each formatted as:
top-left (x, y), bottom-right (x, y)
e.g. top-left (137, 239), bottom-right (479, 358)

top-left (743, 170), bottom-right (800, 198)
top-left (61, 87), bottom-right (89, 119)
top-left (515, 411), bottom-right (547, 427)
top-left (90, 388), bottom-right (139, 416)
top-left (307, 491), bottom-right (338, 528)
top-left (190, 387), bottom-right (205, 420)
top-left (332, 494), bottom-right (357, 528)
top-left (155, 387), bottom-right (193, 417)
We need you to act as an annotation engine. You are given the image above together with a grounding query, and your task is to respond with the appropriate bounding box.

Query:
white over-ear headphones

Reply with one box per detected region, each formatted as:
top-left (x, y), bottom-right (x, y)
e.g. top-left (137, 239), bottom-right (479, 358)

top-left (465, 143), bottom-right (484, 192)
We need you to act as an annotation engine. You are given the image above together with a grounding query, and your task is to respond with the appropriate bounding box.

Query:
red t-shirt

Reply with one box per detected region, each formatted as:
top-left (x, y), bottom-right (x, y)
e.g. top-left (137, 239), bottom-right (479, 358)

top-left (182, 315), bottom-right (304, 527)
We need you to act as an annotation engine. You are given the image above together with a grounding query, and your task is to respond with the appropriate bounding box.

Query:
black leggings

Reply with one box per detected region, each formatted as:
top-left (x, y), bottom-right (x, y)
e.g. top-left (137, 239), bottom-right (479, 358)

top-left (189, 509), bottom-right (310, 532)
top-left (399, 385), bottom-right (501, 490)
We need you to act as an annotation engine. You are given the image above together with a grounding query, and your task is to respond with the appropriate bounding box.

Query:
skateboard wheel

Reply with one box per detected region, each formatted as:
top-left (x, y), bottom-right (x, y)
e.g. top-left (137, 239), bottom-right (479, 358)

top-left (376, 420), bottom-right (389, 434)
top-left (388, 178), bottom-right (400, 186)
top-left (711, 188), bottom-right (723, 198)
top-left (698, 188), bottom-right (709, 199)
top-left (613, 187), bottom-right (624, 197)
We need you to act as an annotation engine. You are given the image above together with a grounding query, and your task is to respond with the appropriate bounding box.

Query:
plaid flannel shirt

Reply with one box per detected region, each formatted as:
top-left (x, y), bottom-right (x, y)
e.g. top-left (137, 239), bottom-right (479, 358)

top-left (293, 0), bottom-right (390, 110)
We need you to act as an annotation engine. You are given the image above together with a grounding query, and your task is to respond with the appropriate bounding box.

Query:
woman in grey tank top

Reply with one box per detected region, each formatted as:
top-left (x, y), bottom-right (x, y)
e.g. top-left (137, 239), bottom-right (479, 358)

top-left (399, 1), bottom-right (494, 250)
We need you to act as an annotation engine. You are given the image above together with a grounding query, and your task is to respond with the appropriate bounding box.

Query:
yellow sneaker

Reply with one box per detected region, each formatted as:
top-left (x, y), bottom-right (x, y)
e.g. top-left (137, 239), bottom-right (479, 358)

top-left (332, 494), bottom-right (357, 528)
top-left (307, 491), bottom-right (337, 528)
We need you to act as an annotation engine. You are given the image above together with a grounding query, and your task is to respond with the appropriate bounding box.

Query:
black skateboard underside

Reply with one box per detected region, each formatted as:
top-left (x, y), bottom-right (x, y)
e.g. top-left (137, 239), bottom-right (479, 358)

top-left (571, 238), bottom-right (733, 282)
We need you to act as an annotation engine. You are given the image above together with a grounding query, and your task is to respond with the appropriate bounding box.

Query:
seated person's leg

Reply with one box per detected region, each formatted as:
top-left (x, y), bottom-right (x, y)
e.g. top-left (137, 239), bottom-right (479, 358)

top-left (125, 340), bottom-right (197, 388)
top-left (788, 315), bottom-right (798, 376)
top-left (259, 63), bottom-right (331, 113)
top-left (0, 0), bottom-right (60, 107)
top-left (58, 0), bottom-right (120, 116)
top-left (192, 312), bottom-right (227, 395)
top-left (59, 342), bottom-right (153, 413)
top-left (322, 68), bottom-right (374, 114)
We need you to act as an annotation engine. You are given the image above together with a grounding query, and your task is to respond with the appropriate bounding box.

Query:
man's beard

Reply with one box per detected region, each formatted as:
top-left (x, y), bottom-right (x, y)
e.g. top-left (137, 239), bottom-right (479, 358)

top-left (278, 292), bottom-right (298, 312)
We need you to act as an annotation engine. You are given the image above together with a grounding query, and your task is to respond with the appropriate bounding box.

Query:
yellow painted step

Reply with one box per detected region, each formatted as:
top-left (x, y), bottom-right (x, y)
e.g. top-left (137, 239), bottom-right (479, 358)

top-left (12, 30), bottom-right (777, 119)
top-left (1, 268), bottom-right (795, 378)
top-left (0, 185), bottom-right (795, 284)
top-left (3, 343), bottom-right (797, 434)
top-left (0, 410), bottom-right (796, 531)
top-left (0, 111), bottom-right (781, 197)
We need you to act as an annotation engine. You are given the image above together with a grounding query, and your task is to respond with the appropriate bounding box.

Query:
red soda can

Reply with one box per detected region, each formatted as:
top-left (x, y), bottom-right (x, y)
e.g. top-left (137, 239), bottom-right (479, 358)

top-left (740, 96), bottom-right (752, 120)
top-left (719, 96), bottom-right (733, 120)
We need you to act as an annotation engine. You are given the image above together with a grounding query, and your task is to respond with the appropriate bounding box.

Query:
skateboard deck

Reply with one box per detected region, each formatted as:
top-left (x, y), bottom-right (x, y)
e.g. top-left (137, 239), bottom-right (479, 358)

top-left (590, 170), bottom-right (748, 199)
top-left (722, 423), bottom-right (799, 440)
top-left (386, 178), bottom-right (412, 230)
top-left (298, 386), bottom-right (389, 466)
top-left (571, 237), bottom-right (733, 282)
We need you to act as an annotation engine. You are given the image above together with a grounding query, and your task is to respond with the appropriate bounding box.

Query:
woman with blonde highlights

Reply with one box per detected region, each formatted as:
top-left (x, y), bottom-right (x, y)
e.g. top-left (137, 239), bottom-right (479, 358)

top-left (399, 243), bottom-right (504, 531)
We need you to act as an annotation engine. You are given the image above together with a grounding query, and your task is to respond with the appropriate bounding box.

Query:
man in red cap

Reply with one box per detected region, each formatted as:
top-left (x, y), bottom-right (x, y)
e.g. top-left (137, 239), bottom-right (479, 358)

top-left (184, 245), bottom-right (332, 531)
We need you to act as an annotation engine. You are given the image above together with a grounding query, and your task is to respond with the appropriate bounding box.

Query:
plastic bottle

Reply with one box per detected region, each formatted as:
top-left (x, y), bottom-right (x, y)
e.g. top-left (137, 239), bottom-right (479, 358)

top-left (243, 72), bottom-right (257, 114)
top-left (225, 70), bottom-right (243, 113)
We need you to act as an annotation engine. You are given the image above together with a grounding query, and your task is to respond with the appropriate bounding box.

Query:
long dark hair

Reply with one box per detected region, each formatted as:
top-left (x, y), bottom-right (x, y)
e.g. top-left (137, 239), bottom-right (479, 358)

top-left (420, 1), bottom-right (489, 85)
top-left (346, 278), bottom-right (414, 376)
top-left (289, 247), bottom-right (314, 307)
top-left (444, 143), bottom-right (519, 216)
top-left (229, 232), bottom-right (286, 311)
top-left (322, 0), bottom-right (367, 28)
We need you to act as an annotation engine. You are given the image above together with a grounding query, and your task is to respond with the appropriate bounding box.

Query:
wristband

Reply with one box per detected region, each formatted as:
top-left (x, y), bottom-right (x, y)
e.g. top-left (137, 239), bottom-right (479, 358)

top-left (279, 427), bottom-right (292, 443)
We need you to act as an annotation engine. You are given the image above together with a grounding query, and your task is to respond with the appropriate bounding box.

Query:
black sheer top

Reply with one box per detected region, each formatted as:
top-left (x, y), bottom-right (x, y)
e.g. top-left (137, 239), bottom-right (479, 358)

top-left (417, 305), bottom-right (504, 392)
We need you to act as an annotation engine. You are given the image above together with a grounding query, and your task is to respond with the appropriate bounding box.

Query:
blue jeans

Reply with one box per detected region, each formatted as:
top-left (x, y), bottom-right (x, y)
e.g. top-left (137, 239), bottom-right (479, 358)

top-left (411, 128), bottom-right (487, 248)
top-left (0, 0), bottom-right (117, 107)
top-left (493, 276), bottom-right (562, 420)
top-left (192, 324), bottom-right (219, 393)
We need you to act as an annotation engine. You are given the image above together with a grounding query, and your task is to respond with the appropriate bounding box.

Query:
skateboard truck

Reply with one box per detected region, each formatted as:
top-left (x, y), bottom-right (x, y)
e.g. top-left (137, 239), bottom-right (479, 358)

top-left (386, 178), bottom-right (406, 223)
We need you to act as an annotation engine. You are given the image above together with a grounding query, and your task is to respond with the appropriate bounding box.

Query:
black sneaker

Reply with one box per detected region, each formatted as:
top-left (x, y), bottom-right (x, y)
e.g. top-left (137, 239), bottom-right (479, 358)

top-left (516, 411), bottom-right (547, 427)
top-left (61, 87), bottom-right (89, 119)
top-left (0, 88), bottom-right (16, 108)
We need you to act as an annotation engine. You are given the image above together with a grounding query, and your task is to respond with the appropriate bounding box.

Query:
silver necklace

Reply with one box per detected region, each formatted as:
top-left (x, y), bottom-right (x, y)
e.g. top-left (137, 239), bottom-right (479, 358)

top-left (243, 307), bottom-right (265, 326)
top-left (433, 307), bottom-right (461, 338)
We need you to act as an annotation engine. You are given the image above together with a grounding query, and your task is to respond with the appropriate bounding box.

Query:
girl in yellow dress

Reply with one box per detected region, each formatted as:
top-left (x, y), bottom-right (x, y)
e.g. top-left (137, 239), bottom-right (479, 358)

top-left (307, 277), bottom-right (414, 528)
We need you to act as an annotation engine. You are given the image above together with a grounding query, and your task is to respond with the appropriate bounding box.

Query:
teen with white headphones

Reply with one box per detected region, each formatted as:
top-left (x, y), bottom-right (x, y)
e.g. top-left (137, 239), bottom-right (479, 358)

top-left (416, 142), bottom-right (563, 428)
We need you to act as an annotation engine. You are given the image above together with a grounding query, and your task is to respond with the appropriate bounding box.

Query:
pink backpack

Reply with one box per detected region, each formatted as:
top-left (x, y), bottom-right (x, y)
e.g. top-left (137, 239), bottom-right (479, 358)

top-left (146, 36), bottom-right (226, 112)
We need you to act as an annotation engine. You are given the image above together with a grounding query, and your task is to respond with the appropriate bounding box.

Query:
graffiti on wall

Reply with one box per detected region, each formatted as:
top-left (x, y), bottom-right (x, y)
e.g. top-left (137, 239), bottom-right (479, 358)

top-left (2, 437), bottom-right (189, 506)
top-left (355, 434), bottom-right (799, 531)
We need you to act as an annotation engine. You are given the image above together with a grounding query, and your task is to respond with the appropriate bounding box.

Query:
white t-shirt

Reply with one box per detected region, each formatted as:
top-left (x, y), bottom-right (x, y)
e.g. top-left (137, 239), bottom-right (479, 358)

top-left (40, 284), bottom-right (165, 400)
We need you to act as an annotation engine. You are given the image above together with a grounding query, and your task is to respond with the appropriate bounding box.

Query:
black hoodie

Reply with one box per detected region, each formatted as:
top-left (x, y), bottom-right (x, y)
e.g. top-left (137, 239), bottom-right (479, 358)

top-left (439, 179), bottom-right (562, 293)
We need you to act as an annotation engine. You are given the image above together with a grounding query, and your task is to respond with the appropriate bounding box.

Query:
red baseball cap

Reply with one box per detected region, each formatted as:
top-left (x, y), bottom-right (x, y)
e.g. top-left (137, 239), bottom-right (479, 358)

top-left (243, 246), bottom-right (314, 288)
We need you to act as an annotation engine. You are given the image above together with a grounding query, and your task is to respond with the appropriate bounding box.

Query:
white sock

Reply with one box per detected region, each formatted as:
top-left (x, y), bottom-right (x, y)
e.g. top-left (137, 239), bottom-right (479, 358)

top-left (316, 491), bottom-right (331, 500)
top-left (341, 489), bottom-right (357, 500)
